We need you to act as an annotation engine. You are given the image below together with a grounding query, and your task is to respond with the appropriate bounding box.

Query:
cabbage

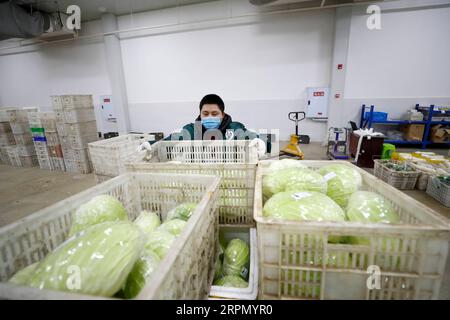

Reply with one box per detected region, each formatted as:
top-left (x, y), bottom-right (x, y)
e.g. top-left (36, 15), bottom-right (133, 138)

top-left (223, 239), bottom-right (250, 279)
top-left (134, 211), bottom-right (160, 234)
top-left (68, 195), bottom-right (127, 237)
top-left (158, 219), bottom-right (187, 237)
top-left (318, 164), bottom-right (362, 208)
top-left (214, 275), bottom-right (248, 288)
top-left (263, 191), bottom-right (346, 222)
top-left (166, 203), bottom-right (197, 221)
top-left (263, 168), bottom-right (327, 198)
top-left (346, 191), bottom-right (400, 224)
top-left (9, 262), bottom-right (38, 285)
top-left (122, 248), bottom-right (161, 299)
top-left (266, 159), bottom-right (306, 175)
top-left (27, 221), bottom-right (144, 297)
top-left (144, 230), bottom-right (176, 259)
top-left (214, 257), bottom-right (223, 281)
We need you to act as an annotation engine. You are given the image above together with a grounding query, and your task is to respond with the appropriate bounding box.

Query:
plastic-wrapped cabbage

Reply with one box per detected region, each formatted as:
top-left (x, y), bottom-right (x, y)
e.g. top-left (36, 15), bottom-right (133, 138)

top-left (122, 248), bottom-right (161, 299)
top-left (318, 164), bottom-right (362, 208)
top-left (223, 239), bottom-right (250, 280)
top-left (68, 195), bottom-right (127, 237)
top-left (28, 221), bottom-right (145, 297)
top-left (266, 159), bottom-right (306, 175)
top-left (144, 230), bottom-right (176, 259)
top-left (214, 257), bottom-right (223, 281)
top-left (134, 211), bottom-right (160, 234)
top-left (346, 191), bottom-right (400, 224)
top-left (263, 191), bottom-right (346, 222)
top-left (9, 262), bottom-right (38, 285)
top-left (214, 275), bottom-right (248, 288)
top-left (158, 219), bottom-right (187, 237)
top-left (263, 168), bottom-right (327, 198)
top-left (166, 203), bottom-right (197, 221)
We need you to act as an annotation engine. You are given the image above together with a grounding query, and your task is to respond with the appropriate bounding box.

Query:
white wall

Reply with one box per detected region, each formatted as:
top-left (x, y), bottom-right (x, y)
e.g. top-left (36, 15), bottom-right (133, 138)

top-left (119, 6), bottom-right (335, 141)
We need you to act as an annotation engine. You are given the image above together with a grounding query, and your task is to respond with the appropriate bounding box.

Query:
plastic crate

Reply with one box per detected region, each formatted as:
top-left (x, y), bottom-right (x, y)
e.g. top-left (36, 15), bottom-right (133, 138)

top-left (6, 146), bottom-right (20, 167)
top-left (426, 177), bottom-right (450, 207)
top-left (5, 107), bottom-right (38, 122)
top-left (0, 122), bottom-right (11, 133)
top-left (126, 140), bottom-right (258, 226)
top-left (28, 112), bottom-right (56, 131)
top-left (50, 157), bottom-right (65, 171)
top-left (57, 121), bottom-right (97, 137)
top-left (94, 174), bottom-right (113, 184)
top-left (61, 133), bottom-right (98, 149)
top-left (46, 132), bottom-right (61, 147)
top-left (17, 144), bottom-right (36, 156)
top-left (64, 158), bottom-right (91, 174)
top-left (364, 111), bottom-right (388, 122)
top-left (88, 134), bottom-right (150, 177)
top-left (19, 155), bottom-right (38, 167)
top-left (30, 127), bottom-right (45, 139)
top-left (0, 172), bottom-right (221, 300)
top-left (209, 227), bottom-right (258, 300)
top-left (37, 155), bottom-right (52, 170)
top-left (48, 145), bottom-right (63, 158)
top-left (0, 132), bottom-right (15, 146)
top-left (63, 107), bottom-right (96, 123)
top-left (0, 109), bottom-right (18, 122)
top-left (61, 94), bottom-right (93, 108)
top-left (14, 133), bottom-right (33, 145)
top-left (10, 122), bottom-right (30, 135)
top-left (34, 142), bottom-right (49, 158)
top-left (374, 160), bottom-right (420, 190)
top-left (254, 160), bottom-right (449, 300)
top-left (0, 146), bottom-right (10, 165)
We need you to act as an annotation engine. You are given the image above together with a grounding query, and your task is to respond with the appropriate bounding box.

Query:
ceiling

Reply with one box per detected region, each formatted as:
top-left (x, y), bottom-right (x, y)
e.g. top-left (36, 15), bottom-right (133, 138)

top-left (9, 0), bottom-right (218, 21)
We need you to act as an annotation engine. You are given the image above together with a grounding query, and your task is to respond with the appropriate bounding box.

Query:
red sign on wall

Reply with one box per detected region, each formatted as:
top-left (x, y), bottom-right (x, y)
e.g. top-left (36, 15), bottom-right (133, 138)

top-left (313, 91), bottom-right (325, 97)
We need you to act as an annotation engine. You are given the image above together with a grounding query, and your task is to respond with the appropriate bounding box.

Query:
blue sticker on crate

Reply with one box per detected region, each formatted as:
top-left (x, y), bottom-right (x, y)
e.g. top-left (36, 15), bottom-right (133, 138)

top-left (33, 137), bottom-right (47, 142)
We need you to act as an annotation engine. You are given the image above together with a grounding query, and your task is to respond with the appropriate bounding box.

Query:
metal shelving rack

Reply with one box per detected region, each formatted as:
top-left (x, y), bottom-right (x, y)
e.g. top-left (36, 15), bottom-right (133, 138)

top-left (360, 104), bottom-right (450, 149)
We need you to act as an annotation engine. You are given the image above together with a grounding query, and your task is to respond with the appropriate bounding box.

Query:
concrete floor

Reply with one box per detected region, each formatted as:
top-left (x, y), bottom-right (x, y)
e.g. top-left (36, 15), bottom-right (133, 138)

top-left (0, 142), bottom-right (449, 299)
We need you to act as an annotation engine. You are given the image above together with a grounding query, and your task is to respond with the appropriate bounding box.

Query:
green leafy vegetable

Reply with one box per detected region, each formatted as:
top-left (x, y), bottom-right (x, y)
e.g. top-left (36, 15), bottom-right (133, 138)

top-left (158, 219), bottom-right (187, 237)
top-left (9, 262), bottom-right (38, 285)
top-left (214, 275), bottom-right (248, 288)
top-left (266, 159), bottom-right (307, 175)
top-left (144, 230), bottom-right (176, 259)
top-left (134, 211), bottom-right (161, 234)
top-left (214, 257), bottom-right (223, 281)
top-left (346, 191), bottom-right (400, 224)
top-left (68, 195), bottom-right (127, 237)
top-left (166, 203), bottom-right (197, 221)
top-left (223, 239), bottom-right (250, 280)
top-left (28, 221), bottom-right (144, 297)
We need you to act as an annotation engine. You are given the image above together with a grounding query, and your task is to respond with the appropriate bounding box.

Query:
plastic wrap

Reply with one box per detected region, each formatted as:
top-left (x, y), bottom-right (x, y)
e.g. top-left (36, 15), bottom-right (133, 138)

top-left (68, 195), bottom-right (127, 237)
top-left (28, 221), bottom-right (145, 297)
top-left (266, 159), bottom-right (306, 175)
top-left (158, 219), bottom-right (187, 236)
top-left (166, 203), bottom-right (197, 221)
top-left (144, 230), bottom-right (176, 259)
top-left (214, 275), bottom-right (248, 288)
top-left (9, 262), bottom-right (38, 285)
top-left (318, 164), bottom-right (362, 208)
top-left (346, 191), bottom-right (400, 224)
top-left (263, 167), bottom-right (327, 198)
top-left (223, 239), bottom-right (250, 280)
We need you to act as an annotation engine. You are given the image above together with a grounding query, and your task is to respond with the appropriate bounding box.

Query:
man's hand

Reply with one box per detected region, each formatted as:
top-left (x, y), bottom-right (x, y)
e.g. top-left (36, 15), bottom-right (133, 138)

top-left (249, 138), bottom-right (267, 158)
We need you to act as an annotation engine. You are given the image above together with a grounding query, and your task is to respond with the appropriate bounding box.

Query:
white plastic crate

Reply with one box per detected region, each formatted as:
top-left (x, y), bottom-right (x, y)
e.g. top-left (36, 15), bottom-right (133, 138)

top-left (88, 134), bottom-right (150, 177)
top-left (6, 107), bottom-right (38, 122)
top-left (0, 172), bottom-right (221, 300)
top-left (94, 174), bottom-right (113, 184)
top-left (6, 146), bottom-right (20, 167)
top-left (50, 157), bottom-right (65, 171)
top-left (0, 122), bottom-right (11, 133)
top-left (28, 112), bottom-right (56, 131)
top-left (13, 133), bottom-right (33, 145)
top-left (61, 94), bottom-right (93, 108)
top-left (0, 146), bottom-right (10, 165)
top-left (0, 108), bottom-right (18, 122)
top-left (254, 160), bottom-right (450, 300)
top-left (61, 132), bottom-right (98, 149)
top-left (57, 121), bottom-right (97, 137)
top-left (0, 132), bottom-right (15, 146)
top-left (37, 155), bottom-right (52, 170)
top-left (64, 158), bottom-right (91, 174)
top-left (209, 227), bottom-right (258, 300)
top-left (19, 155), bottom-right (38, 167)
top-left (63, 107), bottom-right (96, 123)
top-left (10, 122), bottom-right (30, 135)
top-left (51, 96), bottom-right (63, 111)
top-left (126, 140), bottom-right (258, 226)
top-left (374, 160), bottom-right (420, 190)
top-left (33, 141), bottom-right (49, 157)
top-left (45, 132), bottom-right (61, 147)
top-left (426, 177), bottom-right (450, 207)
top-left (64, 148), bottom-right (89, 163)
top-left (17, 144), bottom-right (36, 156)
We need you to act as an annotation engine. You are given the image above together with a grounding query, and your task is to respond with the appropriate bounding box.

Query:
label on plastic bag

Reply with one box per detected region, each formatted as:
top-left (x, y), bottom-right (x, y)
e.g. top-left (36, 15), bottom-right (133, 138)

top-left (323, 172), bottom-right (337, 181)
top-left (240, 266), bottom-right (249, 280)
top-left (291, 192), bottom-right (312, 201)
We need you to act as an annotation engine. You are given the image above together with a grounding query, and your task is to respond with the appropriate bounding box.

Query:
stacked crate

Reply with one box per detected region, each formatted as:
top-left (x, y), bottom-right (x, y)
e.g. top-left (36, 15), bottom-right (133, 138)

top-left (52, 95), bottom-right (98, 174)
top-left (0, 109), bottom-right (16, 165)
top-left (7, 107), bottom-right (38, 167)
top-left (28, 112), bottom-right (64, 171)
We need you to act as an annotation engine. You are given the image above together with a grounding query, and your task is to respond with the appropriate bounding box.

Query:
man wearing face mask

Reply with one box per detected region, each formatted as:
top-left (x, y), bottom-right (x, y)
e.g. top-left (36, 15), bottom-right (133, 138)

top-left (139, 94), bottom-right (268, 157)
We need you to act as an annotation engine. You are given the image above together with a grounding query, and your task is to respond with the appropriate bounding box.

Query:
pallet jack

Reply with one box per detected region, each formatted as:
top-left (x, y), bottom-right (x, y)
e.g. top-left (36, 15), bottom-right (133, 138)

top-left (280, 112), bottom-right (309, 160)
top-left (326, 127), bottom-right (350, 160)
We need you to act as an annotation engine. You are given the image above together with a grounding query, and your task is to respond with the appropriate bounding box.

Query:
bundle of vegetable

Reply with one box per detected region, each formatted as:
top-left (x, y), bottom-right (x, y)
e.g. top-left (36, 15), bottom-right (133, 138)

top-left (346, 191), bottom-right (400, 225)
top-left (263, 167), bottom-right (327, 198)
top-left (134, 211), bottom-right (161, 234)
top-left (214, 275), bottom-right (248, 288)
top-left (384, 161), bottom-right (414, 172)
top-left (9, 262), bottom-right (38, 285)
top-left (318, 164), bottom-right (362, 208)
top-left (68, 195), bottom-right (127, 237)
top-left (166, 203), bottom-right (197, 221)
top-left (144, 230), bottom-right (176, 259)
top-left (158, 219), bottom-right (187, 236)
top-left (27, 221), bottom-right (145, 297)
top-left (122, 248), bottom-right (161, 299)
top-left (266, 159), bottom-right (306, 175)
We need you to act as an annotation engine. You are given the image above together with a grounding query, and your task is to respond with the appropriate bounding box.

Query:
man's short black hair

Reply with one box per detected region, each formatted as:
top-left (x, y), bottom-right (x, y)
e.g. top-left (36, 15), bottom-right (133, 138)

top-left (199, 94), bottom-right (225, 112)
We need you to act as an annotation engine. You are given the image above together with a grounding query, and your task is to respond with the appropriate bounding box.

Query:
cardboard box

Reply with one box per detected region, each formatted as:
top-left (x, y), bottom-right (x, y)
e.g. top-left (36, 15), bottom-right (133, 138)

top-left (430, 125), bottom-right (450, 143)
top-left (404, 124), bottom-right (425, 142)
